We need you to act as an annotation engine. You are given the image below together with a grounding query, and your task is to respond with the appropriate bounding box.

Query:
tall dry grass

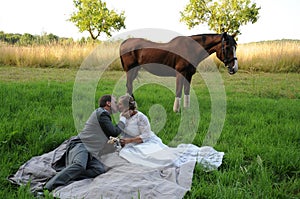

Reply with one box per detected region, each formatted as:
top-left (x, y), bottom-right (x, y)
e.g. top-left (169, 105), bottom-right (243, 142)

top-left (237, 40), bottom-right (300, 72)
top-left (0, 43), bottom-right (92, 68)
top-left (0, 42), bottom-right (121, 69)
top-left (0, 40), bottom-right (299, 72)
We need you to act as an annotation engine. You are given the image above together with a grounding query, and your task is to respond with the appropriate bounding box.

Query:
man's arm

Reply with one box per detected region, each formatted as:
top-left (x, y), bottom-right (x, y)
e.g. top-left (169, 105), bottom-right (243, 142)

top-left (98, 111), bottom-right (126, 138)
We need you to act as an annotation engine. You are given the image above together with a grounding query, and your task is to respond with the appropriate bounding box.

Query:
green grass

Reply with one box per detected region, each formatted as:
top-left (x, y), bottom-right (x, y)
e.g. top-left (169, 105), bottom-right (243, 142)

top-left (0, 66), bottom-right (299, 198)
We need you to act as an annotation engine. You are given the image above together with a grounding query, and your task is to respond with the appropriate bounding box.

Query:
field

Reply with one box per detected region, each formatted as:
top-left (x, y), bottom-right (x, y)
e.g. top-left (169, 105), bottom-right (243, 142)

top-left (0, 66), bottom-right (299, 198)
top-left (1, 39), bottom-right (300, 72)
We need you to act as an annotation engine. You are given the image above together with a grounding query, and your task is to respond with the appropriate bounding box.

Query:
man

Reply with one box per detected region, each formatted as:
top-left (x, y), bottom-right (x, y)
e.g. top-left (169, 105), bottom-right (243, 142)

top-left (44, 95), bottom-right (127, 191)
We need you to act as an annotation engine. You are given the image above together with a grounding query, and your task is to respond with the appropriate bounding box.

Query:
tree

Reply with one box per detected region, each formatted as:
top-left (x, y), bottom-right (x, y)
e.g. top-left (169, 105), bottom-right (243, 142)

top-left (18, 33), bottom-right (34, 45)
top-left (69, 0), bottom-right (126, 40)
top-left (180, 0), bottom-right (260, 36)
top-left (5, 33), bottom-right (21, 44)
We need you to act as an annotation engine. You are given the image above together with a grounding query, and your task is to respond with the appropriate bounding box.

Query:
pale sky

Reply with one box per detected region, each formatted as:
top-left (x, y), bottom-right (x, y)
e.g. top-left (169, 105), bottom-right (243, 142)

top-left (0, 0), bottom-right (299, 43)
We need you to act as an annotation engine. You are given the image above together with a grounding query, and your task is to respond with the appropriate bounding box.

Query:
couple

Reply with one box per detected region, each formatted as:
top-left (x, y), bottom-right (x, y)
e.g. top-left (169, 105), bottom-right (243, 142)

top-left (44, 94), bottom-right (171, 192)
top-left (9, 94), bottom-right (224, 198)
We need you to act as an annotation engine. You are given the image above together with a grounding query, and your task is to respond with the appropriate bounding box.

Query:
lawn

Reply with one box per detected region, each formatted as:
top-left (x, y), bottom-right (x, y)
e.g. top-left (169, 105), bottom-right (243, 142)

top-left (0, 66), bottom-right (299, 198)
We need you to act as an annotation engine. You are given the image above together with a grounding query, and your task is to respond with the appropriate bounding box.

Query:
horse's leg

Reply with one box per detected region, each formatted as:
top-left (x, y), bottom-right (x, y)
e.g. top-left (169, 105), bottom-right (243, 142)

top-left (183, 75), bottom-right (192, 108)
top-left (173, 73), bottom-right (184, 112)
top-left (126, 66), bottom-right (139, 99)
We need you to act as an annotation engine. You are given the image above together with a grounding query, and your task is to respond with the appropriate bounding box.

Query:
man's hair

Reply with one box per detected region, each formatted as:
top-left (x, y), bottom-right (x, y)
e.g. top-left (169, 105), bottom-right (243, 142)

top-left (98, 95), bottom-right (111, 107)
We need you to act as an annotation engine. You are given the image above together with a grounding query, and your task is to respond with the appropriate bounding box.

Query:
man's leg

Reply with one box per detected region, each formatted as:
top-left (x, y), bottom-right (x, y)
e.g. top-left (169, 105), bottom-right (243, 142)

top-left (44, 143), bottom-right (88, 191)
top-left (75, 156), bottom-right (106, 180)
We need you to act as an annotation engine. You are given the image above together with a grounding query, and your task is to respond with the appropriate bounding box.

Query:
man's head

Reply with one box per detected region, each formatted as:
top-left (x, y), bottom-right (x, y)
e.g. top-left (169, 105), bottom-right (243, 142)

top-left (98, 95), bottom-right (118, 114)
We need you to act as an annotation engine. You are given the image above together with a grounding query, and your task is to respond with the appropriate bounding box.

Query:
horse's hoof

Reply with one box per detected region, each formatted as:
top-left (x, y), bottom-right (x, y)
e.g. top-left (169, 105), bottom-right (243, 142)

top-left (173, 97), bottom-right (180, 112)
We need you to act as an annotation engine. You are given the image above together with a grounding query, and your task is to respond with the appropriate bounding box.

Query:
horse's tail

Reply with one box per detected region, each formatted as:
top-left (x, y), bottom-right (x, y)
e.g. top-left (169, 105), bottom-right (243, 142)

top-left (120, 53), bottom-right (125, 71)
top-left (119, 38), bottom-right (140, 72)
top-left (119, 39), bottom-right (132, 71)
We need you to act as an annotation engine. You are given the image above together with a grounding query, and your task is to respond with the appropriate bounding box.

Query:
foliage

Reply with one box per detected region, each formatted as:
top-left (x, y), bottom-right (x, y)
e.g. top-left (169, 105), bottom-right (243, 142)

top-left (180, 0), bottom-right (260, 35)
top-left (69, 0), bottom-right (126, 40)
top-left (0, 31), bottom-right (105, 46)
top-left (0, 31), bottom-right (74, 46)
top-left (0, 31), bottom-right (22, 45)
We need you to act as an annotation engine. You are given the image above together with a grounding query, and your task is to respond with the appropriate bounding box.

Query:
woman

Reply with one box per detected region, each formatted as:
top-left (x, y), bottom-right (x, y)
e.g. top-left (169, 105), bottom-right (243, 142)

top-left (117, 95), bottom-right (224, 170)
top-left (117, 94), bottom-right (177, 168)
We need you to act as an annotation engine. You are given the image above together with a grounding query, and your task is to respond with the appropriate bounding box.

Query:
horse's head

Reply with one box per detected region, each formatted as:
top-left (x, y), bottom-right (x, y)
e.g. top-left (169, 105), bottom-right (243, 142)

top-left (216, 32), bottom-right (238, 75)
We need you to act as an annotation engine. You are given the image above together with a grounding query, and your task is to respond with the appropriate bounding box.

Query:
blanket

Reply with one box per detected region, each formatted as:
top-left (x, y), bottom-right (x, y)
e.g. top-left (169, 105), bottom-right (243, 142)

top-left (8, 138), bottom-right (224, 199)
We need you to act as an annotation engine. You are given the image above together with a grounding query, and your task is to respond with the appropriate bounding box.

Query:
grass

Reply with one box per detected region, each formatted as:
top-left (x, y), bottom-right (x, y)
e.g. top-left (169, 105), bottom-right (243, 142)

top-left (0, 42), bottom-right (120, 69)
top-left (237, 40), bottom-right (300, 72)
top-left (0, 66), bottom-right (299, 198)
top-left (1, 39), bottom-right (300, 72)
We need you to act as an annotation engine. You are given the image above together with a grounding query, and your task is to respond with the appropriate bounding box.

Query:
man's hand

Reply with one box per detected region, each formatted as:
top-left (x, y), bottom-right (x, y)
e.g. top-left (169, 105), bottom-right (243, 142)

top-left (121, 110), bottom-right (133, 119)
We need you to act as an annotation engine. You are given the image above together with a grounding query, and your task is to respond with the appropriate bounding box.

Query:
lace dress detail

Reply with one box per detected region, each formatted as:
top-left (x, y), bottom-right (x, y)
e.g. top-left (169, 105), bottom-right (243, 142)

top-left (121, 111), bottom-right (155, 142)
top-left (119, 111), bottom-right (224, 170)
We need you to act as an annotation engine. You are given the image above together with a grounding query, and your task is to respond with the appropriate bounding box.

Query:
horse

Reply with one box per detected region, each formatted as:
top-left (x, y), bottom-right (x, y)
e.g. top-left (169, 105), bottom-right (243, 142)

top-left (119, 32), bottom-right (238, 112)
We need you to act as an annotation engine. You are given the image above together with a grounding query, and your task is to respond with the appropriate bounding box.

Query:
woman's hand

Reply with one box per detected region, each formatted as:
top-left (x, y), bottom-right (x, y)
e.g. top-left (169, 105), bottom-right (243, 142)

top-left (120, 138), bottom-right (129, 147)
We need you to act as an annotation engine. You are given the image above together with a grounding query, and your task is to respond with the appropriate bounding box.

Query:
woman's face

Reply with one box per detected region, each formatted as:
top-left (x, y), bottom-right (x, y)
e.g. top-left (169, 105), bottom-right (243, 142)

top-left (117, 100), bottom-right (127, 112)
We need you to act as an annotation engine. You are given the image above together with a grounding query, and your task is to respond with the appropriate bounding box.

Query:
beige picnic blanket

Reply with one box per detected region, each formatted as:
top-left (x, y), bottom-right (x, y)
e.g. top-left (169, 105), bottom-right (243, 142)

top-left (8, 137), bottom-right (224, 199)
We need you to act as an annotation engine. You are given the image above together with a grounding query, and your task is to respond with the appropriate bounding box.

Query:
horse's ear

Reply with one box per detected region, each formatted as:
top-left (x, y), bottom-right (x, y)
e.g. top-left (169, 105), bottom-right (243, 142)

top-left (222, 32), bottom-right (228, 40)
top-left (232, 31), bottom-right (239, 38)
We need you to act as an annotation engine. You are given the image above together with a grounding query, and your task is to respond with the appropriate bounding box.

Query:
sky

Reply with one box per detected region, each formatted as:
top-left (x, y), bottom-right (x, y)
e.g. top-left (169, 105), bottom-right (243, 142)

top-left (0, 0), bottom-right (299, 44)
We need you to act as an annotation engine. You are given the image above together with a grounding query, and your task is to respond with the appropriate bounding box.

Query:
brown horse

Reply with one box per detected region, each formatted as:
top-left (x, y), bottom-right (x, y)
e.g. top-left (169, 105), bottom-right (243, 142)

top-left (120, 32), bottom-right (238, 112)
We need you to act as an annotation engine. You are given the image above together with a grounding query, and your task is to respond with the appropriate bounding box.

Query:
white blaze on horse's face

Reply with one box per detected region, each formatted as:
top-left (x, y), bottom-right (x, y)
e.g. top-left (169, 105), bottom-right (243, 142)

top-left (232, 46), bottom-right (238, 73)
top-left (227, 46), bottom-right (238, 75)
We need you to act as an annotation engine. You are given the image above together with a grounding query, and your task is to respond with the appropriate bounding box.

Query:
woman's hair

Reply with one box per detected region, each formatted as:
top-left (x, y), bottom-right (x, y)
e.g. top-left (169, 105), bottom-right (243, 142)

top-left (119, 94), bottom-right (137, 110)
top-left (98, 95), bottom-right (111, 107)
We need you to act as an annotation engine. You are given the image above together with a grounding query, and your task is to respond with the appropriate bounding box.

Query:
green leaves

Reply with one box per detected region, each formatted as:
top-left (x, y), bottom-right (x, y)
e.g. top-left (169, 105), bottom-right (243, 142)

top-left (180, 0), bottom-right (260, 36)
top-left (69, 0), bottom-right (126, 40)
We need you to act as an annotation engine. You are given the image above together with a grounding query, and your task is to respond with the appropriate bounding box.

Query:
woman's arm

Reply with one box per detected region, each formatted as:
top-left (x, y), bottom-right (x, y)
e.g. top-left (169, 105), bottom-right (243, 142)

top-left (120, 112), bottom-right (153, 146)
top-left (120, 136), bottom-right (143, 146)
top-left (136, 112), bottom-right (153, 141)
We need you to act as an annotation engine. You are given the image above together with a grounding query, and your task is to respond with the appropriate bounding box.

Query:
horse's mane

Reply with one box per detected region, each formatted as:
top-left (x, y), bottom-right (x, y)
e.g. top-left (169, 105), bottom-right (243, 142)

top-left (188, 33), bottom-right (237, 46)
top-left (188, 33), bottom-right (220, 37)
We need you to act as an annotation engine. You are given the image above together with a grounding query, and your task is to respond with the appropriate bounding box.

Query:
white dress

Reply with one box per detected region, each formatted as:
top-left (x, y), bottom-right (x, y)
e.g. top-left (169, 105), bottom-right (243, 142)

top-left (119, 111), bottom-right (224, 170)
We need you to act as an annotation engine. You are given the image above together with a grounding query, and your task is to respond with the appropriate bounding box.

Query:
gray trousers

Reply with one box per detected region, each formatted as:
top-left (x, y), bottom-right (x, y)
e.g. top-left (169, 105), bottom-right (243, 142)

top-left (44, 142), bottom-right (105, 191)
